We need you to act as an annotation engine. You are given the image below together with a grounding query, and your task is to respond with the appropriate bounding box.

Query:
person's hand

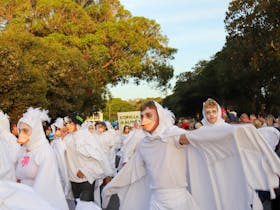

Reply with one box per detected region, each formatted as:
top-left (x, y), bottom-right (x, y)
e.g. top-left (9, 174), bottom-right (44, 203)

top-left (77, 170), bottom-right (85, 178)
top-left (179, 134), bottom-right (190, 145)
top-left (103, 176), bottom-right (112, 185)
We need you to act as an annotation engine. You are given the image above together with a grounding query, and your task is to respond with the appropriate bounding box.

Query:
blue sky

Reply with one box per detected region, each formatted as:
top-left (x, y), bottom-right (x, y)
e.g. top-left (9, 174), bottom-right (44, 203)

top-left (109, 0), bottom-right (231, 100)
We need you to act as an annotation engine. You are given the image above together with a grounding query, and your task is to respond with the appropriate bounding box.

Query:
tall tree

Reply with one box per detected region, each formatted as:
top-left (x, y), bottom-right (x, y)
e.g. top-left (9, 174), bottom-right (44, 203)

top-left (0, 0), bottom-right (176, 121)
top-left (164, 0), bottom-right (280, 117)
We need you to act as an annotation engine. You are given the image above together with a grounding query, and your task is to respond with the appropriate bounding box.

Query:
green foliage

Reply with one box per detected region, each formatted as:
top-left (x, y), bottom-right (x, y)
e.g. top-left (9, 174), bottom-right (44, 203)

top-left (102, 97), bottom-right (162, 121)
top-left (164, 0), bottom-right (280, 117)
top-left (0, 0), bottom-right (175, 121)
top-left (102, 98), bottom-right (136, 121)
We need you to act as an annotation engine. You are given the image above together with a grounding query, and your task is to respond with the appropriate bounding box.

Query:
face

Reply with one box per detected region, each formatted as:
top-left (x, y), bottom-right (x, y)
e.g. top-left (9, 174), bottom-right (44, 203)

top-left (96, 124), bottom-right (106, 133)
top-left (88, 125), bottom-right (94, 133)
top-left (140, 107), bottom-right (159, 133)
top-left (45, 126), bottom-right (52, 137)
top-left (55, 127), bottom-right (62, 137)
top-left (205, 107), bottom-right (218, 124)
top-left (17, 122), bottom-right (32, 145)
top-left (123, 126), bottom-right (130, 134)
top-left (65, 121), bottom-right (77, 133)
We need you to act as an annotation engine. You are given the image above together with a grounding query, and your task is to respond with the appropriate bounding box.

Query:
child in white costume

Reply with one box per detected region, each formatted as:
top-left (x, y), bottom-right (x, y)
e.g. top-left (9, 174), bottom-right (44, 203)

top-left (103, 100), bottom-right (280, 210)
top-left (51, 117), bottom-right (73, 200)
top-left (15, 107), bottom-right (69, 210)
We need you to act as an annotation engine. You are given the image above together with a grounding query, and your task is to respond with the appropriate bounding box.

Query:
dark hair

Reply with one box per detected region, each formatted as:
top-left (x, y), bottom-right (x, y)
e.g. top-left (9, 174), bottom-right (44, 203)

top-left (140, 101), bottom-right (157, 112)
top-left (95, 121), bottom-right (108, 130)
top-left (68, 113), bottom-right (83, 125)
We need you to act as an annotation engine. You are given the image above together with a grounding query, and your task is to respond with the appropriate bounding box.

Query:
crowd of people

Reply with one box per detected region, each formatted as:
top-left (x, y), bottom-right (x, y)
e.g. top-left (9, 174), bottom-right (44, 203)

top-left (0, 98), bottom-right (279, 210)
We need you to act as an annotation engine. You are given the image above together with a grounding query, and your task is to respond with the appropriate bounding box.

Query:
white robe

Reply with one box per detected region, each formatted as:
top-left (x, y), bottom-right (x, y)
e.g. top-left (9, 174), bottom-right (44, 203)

top-left (0, 181), bottom-right (57, 210)
top-left (65, 129), bottom-right (113, 206)
top-left (75, 199), bottom-right (102, 210)
top-left (16, 142), bottom-right (69, 210)
top-left (119, 128), bottom-right (146, 165)
top-left (258, 126), bottom-right (280, 150)
top-left (16, 108), bottom-right (68, 210)
top-left (0, 139), bottom-right (16, 181)
top-left (103, 104), bottom-right (280, 210)
top-left (96, 131), bottom-right (117, 173)
top-left (51, 137), bottom-right (73, 199)
top-left (0, 125), bottom-right (20, 181)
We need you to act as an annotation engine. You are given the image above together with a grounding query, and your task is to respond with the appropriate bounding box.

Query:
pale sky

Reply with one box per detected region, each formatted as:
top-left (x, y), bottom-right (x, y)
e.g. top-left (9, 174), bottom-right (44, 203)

top-left (109, 0), bottom-right (231, 100)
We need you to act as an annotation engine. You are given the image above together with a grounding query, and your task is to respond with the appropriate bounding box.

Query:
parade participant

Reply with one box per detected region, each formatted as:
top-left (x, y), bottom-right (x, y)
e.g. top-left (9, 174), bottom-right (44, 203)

top-left (95, 121), bottom-right (117, 174)
top-left (102, 100), bottom-right (280, 210)
top-left (0, 110), bottom-right (20, 180)
top-left (258, 126), bottom-right (280, 151)
top-left (15, 107), bottom-right (68, 210)
top-left (201, 98), bottom-right (227, 126)
top-left (64, 114), bottom-right (112, 205)
top-left (51, 117), bottom-right (73, 201)
top-left (118, 126), bottom-right (146, 168)
top-left (103, 101), bottom-right (200, 210)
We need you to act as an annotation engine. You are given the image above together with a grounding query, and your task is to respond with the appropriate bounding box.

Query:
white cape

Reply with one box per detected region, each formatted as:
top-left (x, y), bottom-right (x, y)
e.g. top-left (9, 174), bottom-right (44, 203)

top-left (75, 199), bottom-right (102, 210)
top-left (102, 124), bottom-right (280, 210)
top-left (0, 181), bottom-right (57, 210)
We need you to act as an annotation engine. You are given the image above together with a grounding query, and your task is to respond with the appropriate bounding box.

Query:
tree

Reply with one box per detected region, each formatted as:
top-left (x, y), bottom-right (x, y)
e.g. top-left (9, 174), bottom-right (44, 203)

top-left (0, 0), bottom-right (176, 120)
top-left (224, 0), bottom-right (280, 114)
top-left (102, 98), bottom-right (136, 121)
top-left (164, 0), bottom-right (280, 117)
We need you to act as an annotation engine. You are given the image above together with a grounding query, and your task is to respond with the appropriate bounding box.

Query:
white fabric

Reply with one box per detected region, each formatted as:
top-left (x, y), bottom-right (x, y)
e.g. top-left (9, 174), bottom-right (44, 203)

top-left (96, 130), bottom-right (117, 173)
top-left (51, 117), bottom-right (64, 134)
top-left (75, 199), bottom-right (101, 210)
top-left (75, 129), bottom-right (113, 183)
top-left (186, 124), bottom-right (280, 210)
top-left (64, 132), bottom-right (88, 183)
top-left (258, 127), bottom-right (280, 150)
top-left (0, 110), bottom-right (10, 133)
top-left (51, 138), bottom-right (73, 200)
top-left (0, 139), bottom-right (16, 181)
top-left (103, 102), bottom-right (280, 210)
top-left (0, 181), bottom-right (57, 210)
top-left (120, 128), bottom-right (146, 165)
top-left (150, 188), bottom-right (200, 210)
top-left (103, 102), bottom-right (199, 210)
top-left (16, 108), bottom-right (68, 210)
top-left (0, 111), bottom-right (20, 181)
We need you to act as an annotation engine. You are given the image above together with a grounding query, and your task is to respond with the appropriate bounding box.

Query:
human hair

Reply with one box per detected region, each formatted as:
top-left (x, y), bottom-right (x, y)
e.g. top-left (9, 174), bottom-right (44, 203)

top-left (203, 99), bottom-right (218, 110)
top-left (140, 101), bottom-right (157, 112)
top-left (252, 119), bottom-right (262, 128)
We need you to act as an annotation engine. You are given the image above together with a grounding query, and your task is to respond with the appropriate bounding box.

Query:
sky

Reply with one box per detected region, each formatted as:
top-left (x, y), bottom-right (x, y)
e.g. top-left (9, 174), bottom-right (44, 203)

top-left (109, 0), bottom-right (231, 100)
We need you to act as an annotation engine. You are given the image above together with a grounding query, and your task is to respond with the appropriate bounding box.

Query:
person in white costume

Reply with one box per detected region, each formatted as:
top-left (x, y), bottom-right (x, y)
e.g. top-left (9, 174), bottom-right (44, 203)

top-left (15, 107), bottom-right (69, 210)
top-left (103, 100), bottom-right (200, 210)
top-left (258, 126), bottom-right (280, 151)
top-left (0, 181), bottom-right (57, 210)
top-left (64, 114), bottom-right (113, 206)
top-left (117, 127), bottom-right (146, 169)
top-left (102, 100), bottom-right (280, 210)
top-left (95, 121), bottom-right (117, 175)
top-left (0, 110), bottom-right (20, 181)
top-left (51, 117), bottom-right (73, 201)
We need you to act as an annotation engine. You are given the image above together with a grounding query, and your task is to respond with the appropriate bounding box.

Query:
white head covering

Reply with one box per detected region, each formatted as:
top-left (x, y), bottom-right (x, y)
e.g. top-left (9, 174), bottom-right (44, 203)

top-left (201, 98), bottom-right (225, 126)
top-left (51, 117), bottom-right (64, 133)
top-left (144, 101), bottom-right (176, 138)
top-left (0, 110), bottom-right (10, 133)
top-left (17, 107), bottom-right (50, 150)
